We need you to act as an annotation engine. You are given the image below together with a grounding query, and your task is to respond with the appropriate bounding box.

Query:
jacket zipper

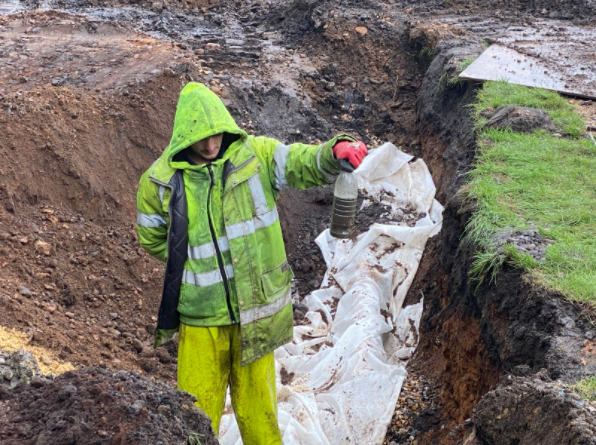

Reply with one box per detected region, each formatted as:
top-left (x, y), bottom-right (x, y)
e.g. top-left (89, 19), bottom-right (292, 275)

top-left (207, 164), bottom-right (236, 324)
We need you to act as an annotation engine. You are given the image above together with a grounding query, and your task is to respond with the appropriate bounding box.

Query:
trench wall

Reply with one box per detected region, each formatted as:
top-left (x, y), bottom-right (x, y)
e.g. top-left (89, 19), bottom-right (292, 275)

top-left (412, 31), bottom-right (596, 427)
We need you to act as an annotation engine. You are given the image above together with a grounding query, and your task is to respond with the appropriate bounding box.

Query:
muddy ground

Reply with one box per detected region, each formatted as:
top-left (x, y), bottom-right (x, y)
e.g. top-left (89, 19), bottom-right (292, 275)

top-left (0, 366), bottom-right (219, 444)
top-left (0, 10), bottom-right (199, 385)
top-left (1, 0), bottom-right (596, 443)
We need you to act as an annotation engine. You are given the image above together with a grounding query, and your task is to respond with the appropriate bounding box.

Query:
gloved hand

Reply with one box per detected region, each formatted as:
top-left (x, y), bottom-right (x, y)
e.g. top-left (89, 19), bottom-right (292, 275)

top-left (333, 140), bottom-right (368, 172)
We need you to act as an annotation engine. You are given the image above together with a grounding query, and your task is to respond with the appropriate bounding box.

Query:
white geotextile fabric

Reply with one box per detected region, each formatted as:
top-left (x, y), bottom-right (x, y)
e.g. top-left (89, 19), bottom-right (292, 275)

top-left (220, 143), bottom-right (443, 445)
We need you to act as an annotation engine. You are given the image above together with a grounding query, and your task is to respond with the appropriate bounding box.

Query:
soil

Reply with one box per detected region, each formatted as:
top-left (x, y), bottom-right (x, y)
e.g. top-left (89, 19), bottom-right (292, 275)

top-left (270, 0), bottom-right (423, 153)
top-left (493, 228), bottom-right (553, 263)
top-left (573, 98), bottom-right (596, 132)
top-left (0, 326), bottom-right (76, 376)
top-left (0, 366), bottom-right (218, 445)
top-left (1, 0), bottom-right (596, 444)
top-left (473, 372), bottom-right (596, 445)
top-left (0, 8), bottom-right (219, 385)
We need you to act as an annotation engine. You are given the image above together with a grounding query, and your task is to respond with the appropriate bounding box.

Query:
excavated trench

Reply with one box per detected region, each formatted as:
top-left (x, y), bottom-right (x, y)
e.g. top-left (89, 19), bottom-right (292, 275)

top-left (268, 10), bottom-right (498, 443)
top-left (264, 2), bottom-right (596, 443)
top-left (1, 0), bottom-right (596, 443)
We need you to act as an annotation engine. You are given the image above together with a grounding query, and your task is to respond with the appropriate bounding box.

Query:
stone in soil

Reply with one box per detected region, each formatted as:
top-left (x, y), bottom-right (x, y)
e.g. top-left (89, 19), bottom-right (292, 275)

top-left (384, 373), bottom-right (441, 445)
top-left (0, 350), bottom-right (42, 388)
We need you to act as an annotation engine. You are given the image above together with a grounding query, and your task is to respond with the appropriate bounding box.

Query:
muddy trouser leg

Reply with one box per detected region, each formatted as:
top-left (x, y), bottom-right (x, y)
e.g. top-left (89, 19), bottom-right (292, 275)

top-left (177, 323), bottom-right (232, 437)
top-left (229, 324), bottom-right (283, 445)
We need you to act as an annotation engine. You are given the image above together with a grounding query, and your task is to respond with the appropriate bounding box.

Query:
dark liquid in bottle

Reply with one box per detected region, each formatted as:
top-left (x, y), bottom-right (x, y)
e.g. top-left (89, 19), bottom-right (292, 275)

top-left (330, 196), bottom-right (357, 239)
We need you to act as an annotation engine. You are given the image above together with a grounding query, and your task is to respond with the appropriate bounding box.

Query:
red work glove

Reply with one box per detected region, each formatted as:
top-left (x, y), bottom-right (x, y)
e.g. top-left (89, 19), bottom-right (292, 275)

top-left (333, 140), bottom-right (368, 172)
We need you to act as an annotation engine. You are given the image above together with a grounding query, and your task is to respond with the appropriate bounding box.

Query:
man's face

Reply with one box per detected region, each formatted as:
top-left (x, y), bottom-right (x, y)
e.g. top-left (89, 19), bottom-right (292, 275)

top-left (189, 133), bottom-right (223, 162)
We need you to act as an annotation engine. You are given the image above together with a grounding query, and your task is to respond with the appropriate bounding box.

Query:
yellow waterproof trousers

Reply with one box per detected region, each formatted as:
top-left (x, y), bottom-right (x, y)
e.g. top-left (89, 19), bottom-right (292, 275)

top-left (177, 323), bottom-right (282, 445)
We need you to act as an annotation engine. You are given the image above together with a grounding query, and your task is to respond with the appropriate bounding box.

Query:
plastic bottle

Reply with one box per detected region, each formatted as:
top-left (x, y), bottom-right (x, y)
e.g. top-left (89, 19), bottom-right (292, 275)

top-left (330, 171), bottom-right (358, 239)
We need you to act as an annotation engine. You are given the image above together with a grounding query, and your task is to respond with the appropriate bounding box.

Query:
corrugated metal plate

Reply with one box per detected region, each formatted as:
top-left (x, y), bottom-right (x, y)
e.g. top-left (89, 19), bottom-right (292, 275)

top-left (459, 44), bottom-right (596, 100)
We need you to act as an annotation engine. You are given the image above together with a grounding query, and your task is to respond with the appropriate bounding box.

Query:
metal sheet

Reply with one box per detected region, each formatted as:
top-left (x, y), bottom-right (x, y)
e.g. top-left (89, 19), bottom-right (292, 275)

top-left (459, 44), bottom-right (596, 100)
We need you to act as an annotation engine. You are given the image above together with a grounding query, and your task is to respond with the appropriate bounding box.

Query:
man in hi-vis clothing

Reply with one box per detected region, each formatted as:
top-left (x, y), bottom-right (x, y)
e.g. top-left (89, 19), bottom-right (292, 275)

top-left (136, 82), bottom-right (367, 444)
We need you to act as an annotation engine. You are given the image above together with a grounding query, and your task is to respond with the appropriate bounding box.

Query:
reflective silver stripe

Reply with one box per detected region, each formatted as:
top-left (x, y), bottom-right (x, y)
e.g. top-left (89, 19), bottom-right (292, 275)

top-left (240, 288), bottom-right (291, 324)
top-left (182, 264), bottom-right (235, 288)
top-left (188, 243), bottom-right (215, 261)
top-left (255, 207), bottom-right (279, 230)
top-left (158, 185), bottom-right (166, 204)
top-left (218, 237), bottom-right (230, 252)
top-left (188, 237), bottom-right (230, 260)
top-left (272, 143), bottom-right (291, 190)
top-left (226, 207), bottom-right (279, 240)
top-left (137, 212), bottom-right (166, 228)
top-left (247, 174), bottom-right (269, 215)
top-left (316, 144), bottom-right (337, 183)
top-left (227, 219), bottom-right (255, 240)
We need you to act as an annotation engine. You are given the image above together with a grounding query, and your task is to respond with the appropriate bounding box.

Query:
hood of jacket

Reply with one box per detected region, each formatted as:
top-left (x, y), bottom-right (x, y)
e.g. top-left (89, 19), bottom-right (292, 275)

top-left (149, 83), bottom-right (248, 185)
top-left (166, 82), bottom-right (247, 163)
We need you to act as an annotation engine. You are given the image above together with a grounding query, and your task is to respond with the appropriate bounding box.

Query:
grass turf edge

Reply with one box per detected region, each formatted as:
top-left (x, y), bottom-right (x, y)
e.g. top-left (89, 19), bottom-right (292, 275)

top-left (465, 81), bottom-right (596, 304)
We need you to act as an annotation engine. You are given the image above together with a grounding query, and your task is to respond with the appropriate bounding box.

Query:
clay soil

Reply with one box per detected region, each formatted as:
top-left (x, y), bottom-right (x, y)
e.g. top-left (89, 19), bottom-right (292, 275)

top-left (1, 0), bottom-right (596, 444)
top-left (0, 10), bottom-right (205, 386)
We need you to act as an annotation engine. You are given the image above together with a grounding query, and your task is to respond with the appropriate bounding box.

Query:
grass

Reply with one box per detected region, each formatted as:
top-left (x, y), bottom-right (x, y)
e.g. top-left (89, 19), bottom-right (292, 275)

top-left (447, 57), bottom-right (475, 87)
top-left (184, 432), bottom-right (203, 445)
top-left (437, 72), bottom-right (449, 89)
top-left (573, 376), bottom-right (596, 401)
top-left (470, 244), bottom-right (537, 291)
top-left (466, 81), bottom-right (596, 303)
top-left (419, 46), bottom-right (434, 58)
top-left (437, 57), bottom-right (477, 89)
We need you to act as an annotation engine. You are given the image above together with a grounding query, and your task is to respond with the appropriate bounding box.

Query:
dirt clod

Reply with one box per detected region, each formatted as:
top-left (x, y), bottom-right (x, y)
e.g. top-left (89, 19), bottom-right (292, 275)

top-left (472, 374), bottom-right (596, 445)
top-left (0, 366), bottom-right (218, 445)
top-left (494, 228), bottom-right (553, 262)
top-left (481, 105), bottom-right (557, 133)
top-left (280, 367), bottom-right (295, 386)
